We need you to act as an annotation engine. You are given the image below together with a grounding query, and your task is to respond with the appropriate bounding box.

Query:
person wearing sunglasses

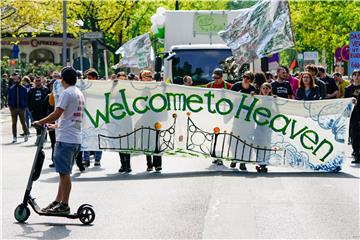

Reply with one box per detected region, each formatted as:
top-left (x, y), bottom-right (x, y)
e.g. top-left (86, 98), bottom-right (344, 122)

top-left (230, 71), bottom-right (256, 171)
top-left (206, 68), bottom-right (232, 166)
top-left (206, 68), bottom-right (232, 90)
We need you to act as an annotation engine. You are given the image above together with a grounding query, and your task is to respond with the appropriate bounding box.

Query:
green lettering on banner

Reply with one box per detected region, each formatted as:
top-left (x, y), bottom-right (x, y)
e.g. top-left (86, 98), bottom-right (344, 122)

top-left (252, 107), bottom-right (271, 125)
top-left (215, 98), bottom-right (233, 115)
top-left (269, 114), bottom-right (291, 135)
top-left (149, 93), bottom-right (167, 112)
top-left (166, 93), bottom-right (187, 111)
top-left (109, 103), bottom-right (126, 120)
top-left (235, 95), bottom-right (259, 121)
top-left (300, 130), bottom-right (319, 150)
top-left (186, 94), bottom-right (204, 112)
top-left (119, 89), bottom-right (135, 116)
top-left (204, 91), bottom-right (216, 114)
top-left (133, 96), bottom-right (149, 114)
top-left (313, 139), bottom-right (334, 162)
top-left (289, 120), bottom-right (308, 139)
top-left (84, 92), bottom-right (110, 128)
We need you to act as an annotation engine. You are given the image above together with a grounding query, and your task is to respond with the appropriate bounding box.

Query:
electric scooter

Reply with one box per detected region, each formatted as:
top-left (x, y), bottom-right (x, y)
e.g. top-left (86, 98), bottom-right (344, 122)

top-left (14, 125), bottom-right (95, 225)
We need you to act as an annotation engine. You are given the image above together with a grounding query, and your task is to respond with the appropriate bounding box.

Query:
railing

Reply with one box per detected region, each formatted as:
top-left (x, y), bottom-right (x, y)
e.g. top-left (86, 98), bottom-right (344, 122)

top-left (98, 113), bottom-right (177, 154)
top-left (186, 113), bottom-right (283, 163)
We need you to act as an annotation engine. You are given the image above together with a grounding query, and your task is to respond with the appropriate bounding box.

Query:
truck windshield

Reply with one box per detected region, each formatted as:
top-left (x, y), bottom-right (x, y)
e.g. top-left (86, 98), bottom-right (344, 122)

top-left (171, 49), bottom-right (232, 85)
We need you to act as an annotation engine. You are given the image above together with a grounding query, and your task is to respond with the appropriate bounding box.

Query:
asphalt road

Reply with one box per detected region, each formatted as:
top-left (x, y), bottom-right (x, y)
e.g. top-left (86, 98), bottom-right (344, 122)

top-left (1, 108), bottom-right (359, 239)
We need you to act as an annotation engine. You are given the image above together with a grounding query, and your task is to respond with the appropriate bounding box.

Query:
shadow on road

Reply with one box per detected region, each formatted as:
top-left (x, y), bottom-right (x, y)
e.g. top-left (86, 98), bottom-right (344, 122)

top-left (14, 222), bottom-right (90, 239)
top-left (40, 170), bottom-right (359, 183)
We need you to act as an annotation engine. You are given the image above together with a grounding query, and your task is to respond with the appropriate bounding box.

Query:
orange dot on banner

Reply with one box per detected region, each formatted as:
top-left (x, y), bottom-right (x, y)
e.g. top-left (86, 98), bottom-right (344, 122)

top-left (154, 122), bottom-right (162, 130)
top-left (9, 60), bottom-right (16, 65)
top-left (186, 112), bottom-right (191, 117)
top-left (214, 127), bottom-right (220, 134)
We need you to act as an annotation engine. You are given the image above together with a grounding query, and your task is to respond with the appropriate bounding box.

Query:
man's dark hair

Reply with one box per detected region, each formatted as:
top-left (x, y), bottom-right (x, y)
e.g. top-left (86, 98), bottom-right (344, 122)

top-left (213, 68), bottom-right (223, 77)
top-left (280, 65), bottom-right (290, 74)
top-left (352, 69), bottom-right (360, 76)
top-left (127, 73), bottom-right (135, 80)
top-left (305, 64), bottom-right (318, 75)
top-left (317, 66), bottom-right (326, 74)
top-left (61, 66), bottom-right (77, 85)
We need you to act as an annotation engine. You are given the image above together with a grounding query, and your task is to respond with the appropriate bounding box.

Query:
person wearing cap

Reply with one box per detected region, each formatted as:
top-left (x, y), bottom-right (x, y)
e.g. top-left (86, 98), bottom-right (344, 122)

top-left (206, 68), bottom-right (232, 89)
top-left (33, 66), bottom-right (85, 215)
top-left (7, 72), bottom-right (29, 143)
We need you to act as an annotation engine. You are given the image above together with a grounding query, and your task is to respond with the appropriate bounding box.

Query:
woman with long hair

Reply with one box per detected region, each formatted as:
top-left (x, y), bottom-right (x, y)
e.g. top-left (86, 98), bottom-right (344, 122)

top-left (296, 72), bottom-right (321, 100)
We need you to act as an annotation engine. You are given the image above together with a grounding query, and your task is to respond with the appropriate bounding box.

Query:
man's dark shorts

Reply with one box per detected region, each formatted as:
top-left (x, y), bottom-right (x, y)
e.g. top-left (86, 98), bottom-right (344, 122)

top-left (54, 141), bottom-right (81, 175)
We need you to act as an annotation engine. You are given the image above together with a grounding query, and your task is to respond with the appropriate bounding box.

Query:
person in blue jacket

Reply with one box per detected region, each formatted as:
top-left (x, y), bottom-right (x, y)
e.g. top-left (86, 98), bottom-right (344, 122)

top-left (7, 72), bottom-right (29, 143)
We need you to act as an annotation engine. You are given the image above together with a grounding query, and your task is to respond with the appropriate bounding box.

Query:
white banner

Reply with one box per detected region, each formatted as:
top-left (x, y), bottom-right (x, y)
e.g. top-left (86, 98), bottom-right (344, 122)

top-left (78, 80), bottom-right (352, 172)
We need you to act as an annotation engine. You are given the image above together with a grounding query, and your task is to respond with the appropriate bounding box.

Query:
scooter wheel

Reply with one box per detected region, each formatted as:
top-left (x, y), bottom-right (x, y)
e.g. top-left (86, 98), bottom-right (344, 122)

top-left (14, 204), bottom-right (30, 223)
top-left (78, 206), bottom-right (95, 225)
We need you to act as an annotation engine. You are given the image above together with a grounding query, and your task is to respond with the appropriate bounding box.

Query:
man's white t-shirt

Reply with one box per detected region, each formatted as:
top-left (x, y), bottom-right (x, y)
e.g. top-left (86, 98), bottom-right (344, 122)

top-left (55, 85), bottom-right (85, 144)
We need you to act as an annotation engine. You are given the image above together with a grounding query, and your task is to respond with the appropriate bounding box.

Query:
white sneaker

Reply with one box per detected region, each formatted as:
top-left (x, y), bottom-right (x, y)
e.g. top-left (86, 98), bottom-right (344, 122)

top-left (12, 137), bottom-right (17, 143)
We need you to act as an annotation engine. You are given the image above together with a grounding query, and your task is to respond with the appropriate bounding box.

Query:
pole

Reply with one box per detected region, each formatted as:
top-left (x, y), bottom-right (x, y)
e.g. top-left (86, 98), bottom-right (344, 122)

top-left (79, 34), bottom-right (83, 73)
top-left (62, 0), bottom-right (67, 66)
top-left (104, 49), bottom-right (108, 80)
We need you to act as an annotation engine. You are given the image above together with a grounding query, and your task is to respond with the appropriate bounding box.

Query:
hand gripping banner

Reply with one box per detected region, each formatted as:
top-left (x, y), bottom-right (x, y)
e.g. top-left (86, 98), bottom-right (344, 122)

top-left (79, 80), bottom-right (352, 172)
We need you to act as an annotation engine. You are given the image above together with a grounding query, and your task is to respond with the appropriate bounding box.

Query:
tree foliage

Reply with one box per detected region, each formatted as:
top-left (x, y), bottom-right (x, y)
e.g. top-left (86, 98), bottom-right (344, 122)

top-left (1, 0), bottom-right (359, 70)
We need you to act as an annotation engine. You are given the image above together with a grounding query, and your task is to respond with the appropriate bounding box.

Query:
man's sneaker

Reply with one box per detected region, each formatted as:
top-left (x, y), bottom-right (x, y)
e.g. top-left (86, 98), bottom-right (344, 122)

top-left (155, 166), bottom-right (162, 172)
top-left (49, 163), bottom-right (55, 168)
top-left (41, 201), bottom-right (59, 212)
top-left (94, 160), bottom-right (101, 166)
top-left (146, 166), bottom-right (153, 172)
top-left (239, 163), bottom-right (247, 171)
top-left (46, 202), bottom-right (70, 215)
top-left (82, 161), bottom-right (90, 167)
top-left (351, 159), bottom-right (360, 164)
top-left (125, 167), bottom-right (132, 173)
top-left (230, 162), bottom-right (236, 168)
top-left (24, 134), bottom-right (28, 142)
top-left (12, 137), bottom-right (17, 143)
top-left (118, 167), bottom-right (125, 173)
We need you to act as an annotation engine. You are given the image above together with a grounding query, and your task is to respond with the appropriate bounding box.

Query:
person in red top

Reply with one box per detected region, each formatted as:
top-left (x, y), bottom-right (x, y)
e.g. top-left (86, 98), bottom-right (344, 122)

top-left (207, 68), bottom-right (232, 166)
top-left (206, 68), bottom-right (232, 90)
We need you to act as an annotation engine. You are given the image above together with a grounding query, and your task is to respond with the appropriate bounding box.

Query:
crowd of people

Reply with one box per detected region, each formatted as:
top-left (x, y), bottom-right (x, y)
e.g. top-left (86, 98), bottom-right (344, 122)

top-left (1, 64), bottom-right (360, 216)
top-left (1, 64), bottom-right (360, 172)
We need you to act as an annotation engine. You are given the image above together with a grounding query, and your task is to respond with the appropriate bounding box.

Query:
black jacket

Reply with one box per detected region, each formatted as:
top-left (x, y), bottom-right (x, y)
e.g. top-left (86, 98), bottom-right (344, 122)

top-left (28, 86), bottom-right (49, 120)
top-left (296, 86), bottom-right (321, 101)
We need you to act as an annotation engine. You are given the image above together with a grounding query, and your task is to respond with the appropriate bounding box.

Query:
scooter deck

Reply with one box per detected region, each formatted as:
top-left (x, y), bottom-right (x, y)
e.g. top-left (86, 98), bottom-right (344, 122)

top-left (30, 199), bottom-right (80, 219)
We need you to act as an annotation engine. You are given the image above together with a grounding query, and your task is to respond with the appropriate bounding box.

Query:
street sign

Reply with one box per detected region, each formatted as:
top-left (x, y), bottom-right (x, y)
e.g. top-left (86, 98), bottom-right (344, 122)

top-left (335, 47), bottom-right (342, 61)
top-left (349, 32), bottom-right (360, 75)
top-left (83, 32), bottom-right (104, 39)
top-left (341, 44), bottom-right (349, 62)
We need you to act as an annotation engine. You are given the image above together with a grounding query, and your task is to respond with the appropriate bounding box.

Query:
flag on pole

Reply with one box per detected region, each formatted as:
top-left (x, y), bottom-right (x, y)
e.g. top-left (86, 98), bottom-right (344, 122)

top-left (219, 0), bottom-right (294, 67)
top-left (115, 32), bottom-right (154, 68)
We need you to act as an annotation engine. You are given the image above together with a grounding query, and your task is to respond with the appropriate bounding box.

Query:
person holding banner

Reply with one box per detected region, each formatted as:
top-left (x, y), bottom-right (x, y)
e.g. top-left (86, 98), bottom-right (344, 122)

top-left (139, 70), bottom-right (162, 172)
top-left (230, 71), bottom-right (257, 170)
top-left (305, 64), bottom-right (327, 100)
top-left (83, 68), bottom-right (103, 167)
top-left (296, 72), bottom-right (321, 101)
top-left (207, 68), bottom-right (232, 166)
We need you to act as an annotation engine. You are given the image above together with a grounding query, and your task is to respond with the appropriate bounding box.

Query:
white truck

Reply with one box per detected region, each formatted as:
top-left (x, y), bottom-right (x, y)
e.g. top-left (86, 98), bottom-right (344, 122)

top-left (162, 10), bottom-right (262, 85)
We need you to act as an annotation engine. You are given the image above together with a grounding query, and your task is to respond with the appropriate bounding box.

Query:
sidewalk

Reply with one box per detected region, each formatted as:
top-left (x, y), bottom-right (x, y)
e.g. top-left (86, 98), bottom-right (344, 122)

top-left (0, 107), bottom-right (11, 123)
